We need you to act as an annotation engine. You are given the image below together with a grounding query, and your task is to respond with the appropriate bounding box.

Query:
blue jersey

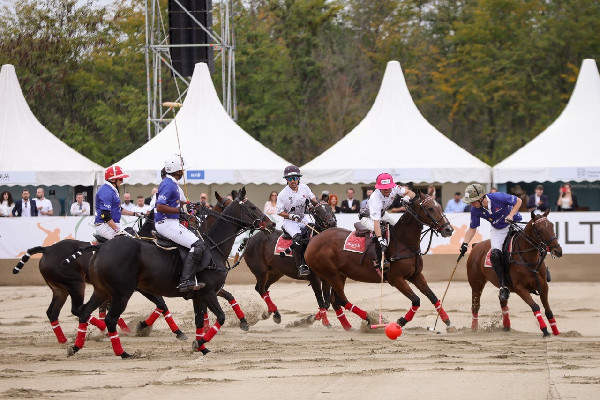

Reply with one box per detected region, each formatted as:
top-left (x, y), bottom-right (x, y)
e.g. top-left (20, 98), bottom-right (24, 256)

top-left (470, 192), bottom-right (522, 230)
top-left (94, 183), bottom-right (122, 224)
top-left (155, 176), bottom-right (181, 222)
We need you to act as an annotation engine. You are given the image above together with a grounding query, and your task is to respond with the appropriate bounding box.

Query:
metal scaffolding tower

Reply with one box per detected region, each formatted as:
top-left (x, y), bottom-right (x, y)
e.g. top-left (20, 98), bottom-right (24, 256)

top-left (144, 0), bottom-right (237, 140)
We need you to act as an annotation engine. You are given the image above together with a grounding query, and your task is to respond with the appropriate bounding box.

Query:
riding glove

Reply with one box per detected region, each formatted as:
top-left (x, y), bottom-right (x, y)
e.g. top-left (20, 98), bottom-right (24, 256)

top-left (402, 195), bottom-right (411, 203)
top-left (114, 228), bottom-right (134, 237)
top-left (378, 237), bottom-right (388, 248)
top-left (289, 214), bottom-right (301, 222)
top-left (459, 242), bottom-right (468, 258)
top-left (134, 212), bottom-right (145, 217)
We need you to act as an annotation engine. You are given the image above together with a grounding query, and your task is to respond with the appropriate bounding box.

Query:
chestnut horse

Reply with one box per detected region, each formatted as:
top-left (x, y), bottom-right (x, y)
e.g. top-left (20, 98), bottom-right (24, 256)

top-left (467, 210), bottom-right (562, 337)
top-left (305, 192), bottom-right (455, 331)
top-left (243, 201), bottom-right (337, 326)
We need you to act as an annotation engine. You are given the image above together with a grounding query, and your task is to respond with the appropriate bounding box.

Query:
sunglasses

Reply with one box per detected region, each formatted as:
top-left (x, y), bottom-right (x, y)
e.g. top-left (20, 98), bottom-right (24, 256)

top-left (286, 176), bottom-right (300, 182)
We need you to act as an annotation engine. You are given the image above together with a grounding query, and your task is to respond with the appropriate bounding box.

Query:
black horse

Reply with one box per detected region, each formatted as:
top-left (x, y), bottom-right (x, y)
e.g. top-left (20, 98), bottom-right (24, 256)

top-left (243, 201), bottom-right (337, 326)
top-left (68, 187), bottom-right (273, 358)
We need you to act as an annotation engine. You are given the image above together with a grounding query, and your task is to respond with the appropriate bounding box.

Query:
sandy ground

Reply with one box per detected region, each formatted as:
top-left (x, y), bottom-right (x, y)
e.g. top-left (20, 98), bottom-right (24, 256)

top-left (0, 281), bottom-right (599, 399)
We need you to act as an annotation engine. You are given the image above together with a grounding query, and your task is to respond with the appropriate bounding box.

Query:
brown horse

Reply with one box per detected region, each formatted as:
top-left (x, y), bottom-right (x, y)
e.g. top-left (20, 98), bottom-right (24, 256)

top-left (304, 192), bottom-right (455, 331)
top-left (242, 201), bottom-right (337, 326)
top-left (467, 210), bottom-right (563, 337)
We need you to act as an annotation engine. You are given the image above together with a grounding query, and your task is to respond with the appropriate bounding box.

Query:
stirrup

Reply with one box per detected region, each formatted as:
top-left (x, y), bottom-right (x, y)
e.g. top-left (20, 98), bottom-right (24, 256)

top-left (178, 280), bottom-right (206, 292)
top-left (298, 264), bottom-right (310, 277)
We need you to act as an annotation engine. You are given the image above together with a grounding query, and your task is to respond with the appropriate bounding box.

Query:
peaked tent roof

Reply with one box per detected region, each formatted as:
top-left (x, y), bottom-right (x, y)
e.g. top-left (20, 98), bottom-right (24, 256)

top-left (300, 61), bottom-right (491, 185)
top-left (0, 64), bottom-right (103, 186)
top-left (494, 59), bottom-right (600, 183)
top-left (117, 63), bottom-right (290, 185)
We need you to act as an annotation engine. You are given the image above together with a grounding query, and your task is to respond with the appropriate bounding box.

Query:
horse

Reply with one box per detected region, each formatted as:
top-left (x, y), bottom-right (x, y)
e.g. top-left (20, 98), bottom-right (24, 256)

top-left (466, 210), bottom-right (563, 337)
top-left (243, 201), bottom-right (337, 326)
top-left (304, 192), bottom-right (455, 331)
top-left (67, 187), bottom-right (274, 358)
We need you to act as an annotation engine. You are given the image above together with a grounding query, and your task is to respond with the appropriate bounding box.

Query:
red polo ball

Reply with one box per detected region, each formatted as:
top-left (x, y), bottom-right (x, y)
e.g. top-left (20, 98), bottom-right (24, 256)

top-left (385, 323), bottom-right (402, 340)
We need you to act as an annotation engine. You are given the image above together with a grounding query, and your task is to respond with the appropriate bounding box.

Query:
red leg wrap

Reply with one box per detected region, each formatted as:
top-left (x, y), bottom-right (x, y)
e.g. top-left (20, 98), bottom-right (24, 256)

top-left (98, 311), bottom-right (106, 321)
top-left (261, 292), bottom-right (278, 313)
top-left (502, 306), bottom-right (511, 329)
top-left (344, 302), bottom-right (367, 320)
top-left (118, 318), bottom-right (131, 334)
top-left (109, 331), bottom-right (124, 356)
top-left (163, 311), bottom-right (179, 333)
top-left (203, 313), bottom-right (210, 333)
top-left (195, 328), bottom-right (204, 340)
top-left (434, 300), bottom-right (449, 322)
top-left (335, 308), bottom-right (352, 330)
top-left (548, 317), bottom-right (560, 335)
top-left (51, 320), bottom-right (68, 344)
top-left (202, 322), bottom-right (221, 343)
top-left (534, 311), bottom-right (547, 330)
top-left (471, 313), bottom-right (478, 331)
top-left (75, 322), bottom-right (88, 349)
top-left (229, 299), bottom-right (245, 319)
top-left (87, 316), bottom-right (106, 332)
top-left (145, 308), bottom-right (163, 326)
top-left (319, 309), bottom-right (330, 326)
top-left (404, 305), bottom-right (420, 322)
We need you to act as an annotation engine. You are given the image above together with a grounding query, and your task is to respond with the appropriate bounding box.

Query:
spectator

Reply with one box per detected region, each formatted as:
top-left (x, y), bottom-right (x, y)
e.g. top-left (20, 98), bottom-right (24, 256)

top-left (527, 184), bottom-right (548, 214)
top-left (145, 187), bottom-right (158, 205)
top-left (263, 191), bottom-right (278, 215)
top-left (490, 187), bottom-right (498, 193)
top-left (12, 189), bottom-right (38, 217)
top-left (510, 184), bottom-right (529, 211)
top-left (199, 193), bottom-right (213, 209)
top-left (445, 192), bottom-right (467, 213)
top-left (0, 191), bottom-right (15, 217)
top-left (132, 195), bottom-right (151, 215)
top-left (121, 192), bottom-right (135, 212)
top-left (321, 190), bottom-right (330, 203)
top-left (341, 188), bottom-right (360, 213)
top-left (361, 189), bottom-right (373, 209)
top-left (557, 183), bottom-right (578, 211)
top-left (70, 192), bottom-right (91, 216)
top-left (36, 187), bottom-right (53, 217)
top-left (328, 194), bottom-right (342, 213)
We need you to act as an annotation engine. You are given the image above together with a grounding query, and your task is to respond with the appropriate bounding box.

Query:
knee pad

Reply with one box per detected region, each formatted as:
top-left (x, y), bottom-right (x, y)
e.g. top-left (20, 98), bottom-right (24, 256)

top-left (191, 240), bottom-right (205, 256)
top-left (490, 249), bottom-right (503, 265)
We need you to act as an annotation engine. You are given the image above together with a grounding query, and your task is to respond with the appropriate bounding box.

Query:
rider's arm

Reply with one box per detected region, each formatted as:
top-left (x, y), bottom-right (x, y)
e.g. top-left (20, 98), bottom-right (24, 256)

top-left (157, 204), bottom-right (180, 215)
top-left (506, 198), bottom-right (522, 221)
top-left (374, 220), bottom-right (382, 238)
top-left (404, 188), bottom-right (416, 200)
top-left (463, 227), bottom-right (477, 245)
top-left (121, 208), bottom-right (135, 216)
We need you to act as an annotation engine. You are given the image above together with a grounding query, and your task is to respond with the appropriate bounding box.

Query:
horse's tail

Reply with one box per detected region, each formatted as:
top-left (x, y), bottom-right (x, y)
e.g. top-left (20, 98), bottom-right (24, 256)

top-left (63, 244), bottom-right (101, 265)
top-left (13, 246), bottom-right (46, 274)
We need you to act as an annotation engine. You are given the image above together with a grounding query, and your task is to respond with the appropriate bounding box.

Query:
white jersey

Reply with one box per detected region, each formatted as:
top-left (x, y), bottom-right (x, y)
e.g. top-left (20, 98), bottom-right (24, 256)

top-left (362, 186), bottom-right (407, 220)
top-left (276, 183), bottom-right (315, 218)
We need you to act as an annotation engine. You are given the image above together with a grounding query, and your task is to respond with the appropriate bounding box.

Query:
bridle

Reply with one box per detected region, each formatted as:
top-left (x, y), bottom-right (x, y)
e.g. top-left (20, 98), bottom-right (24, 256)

top-left (401, 195), bottom-right (452, 235)
top-left (310, 201), bottom-right (336, 232)
top-left (508, 217), bottom-right (560, 272)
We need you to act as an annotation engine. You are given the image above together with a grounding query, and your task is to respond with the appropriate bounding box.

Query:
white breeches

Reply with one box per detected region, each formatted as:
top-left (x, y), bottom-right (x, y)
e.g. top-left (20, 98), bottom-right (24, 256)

top-left (357, 213), bottom-right (397, 232)
top-left (490, 226), bottom-right (510, 251)
top-left (155, 219), bottom-right (199, 248)
top-left (95, 223), bottom-right (119, 240)
top-left (281, 215), bottom-right (311, 237)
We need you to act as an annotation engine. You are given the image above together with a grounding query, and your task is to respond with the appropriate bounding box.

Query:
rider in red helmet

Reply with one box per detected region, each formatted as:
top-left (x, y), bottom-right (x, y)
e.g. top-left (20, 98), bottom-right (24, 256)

top-left (94, 165), bottom-right (142, 240)
top-left (277, 165), bottom-right (318, 277)
top-left (357, 173), bottom-right (415, 267)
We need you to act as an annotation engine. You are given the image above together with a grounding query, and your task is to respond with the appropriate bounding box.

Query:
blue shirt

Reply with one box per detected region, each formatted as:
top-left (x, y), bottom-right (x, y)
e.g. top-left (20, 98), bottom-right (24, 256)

top-left (155, 176), bottom-right (181, 222)
top-left (94, 182), bottom-right (122, 224)
top-left (470, 192), bottom-right (522, 230)
top-left (445, 198), bottom-right (467, 213)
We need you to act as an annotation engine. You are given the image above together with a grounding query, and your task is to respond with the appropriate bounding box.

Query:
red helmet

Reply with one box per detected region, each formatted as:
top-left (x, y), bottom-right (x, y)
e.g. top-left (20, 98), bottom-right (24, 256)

top-left (105, 165), bottom-right (129, 181)
top-left (375, 173), bottom-right (395, 190)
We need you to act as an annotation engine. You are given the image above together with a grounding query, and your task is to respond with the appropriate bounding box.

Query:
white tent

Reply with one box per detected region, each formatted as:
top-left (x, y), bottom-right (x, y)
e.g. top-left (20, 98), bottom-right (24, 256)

top-left (117, 63), bottom-right (290, 185)
top-left (300, 61), bottom-right (491, 185)
top-left (494, 59), bottom-right (600, 183)
top-left (0, 64), bottom-right (103, 186)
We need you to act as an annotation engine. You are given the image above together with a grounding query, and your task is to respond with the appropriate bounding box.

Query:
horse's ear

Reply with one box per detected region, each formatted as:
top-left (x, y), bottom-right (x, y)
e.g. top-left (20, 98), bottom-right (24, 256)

top-left (215, 191), bottom-right (223, 202)
top-left (231, 189), bottom-right (237, 199)
top-left (543, 209), bottom-right (549, 217)
top-left (239, 186), bottom-right (246, 199)
top-left (531, 210), bottom-right (536, 220)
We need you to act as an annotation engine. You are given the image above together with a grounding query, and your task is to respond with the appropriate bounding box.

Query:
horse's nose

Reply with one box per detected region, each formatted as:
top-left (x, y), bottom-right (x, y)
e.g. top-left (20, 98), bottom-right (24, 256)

top-left (443, 226), bottom-right (454, 238)
top-left (552, 247), bottom-right (563, 258)
top-left (329, 220), bottom-right (337, 228)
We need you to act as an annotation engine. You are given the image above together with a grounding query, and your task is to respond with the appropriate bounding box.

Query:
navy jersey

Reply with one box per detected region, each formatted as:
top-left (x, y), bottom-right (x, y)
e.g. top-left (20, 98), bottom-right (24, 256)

top-left (155, 176), bottom-right (181, 222)
top-left (470, 192), bottom-right (522, 230)
top-left (94, 182), bottom-right (122, 224)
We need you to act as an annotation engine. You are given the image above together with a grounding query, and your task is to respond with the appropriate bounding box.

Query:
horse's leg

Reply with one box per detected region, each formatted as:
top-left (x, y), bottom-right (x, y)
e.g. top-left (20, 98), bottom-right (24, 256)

top-left (388, 276), bottom-right (420, 328)
top-left (194, 293), bottom-right (226, 355)
top-left (468, 264), bottom-right (487, 332)
top-left (309, 275), bottom-right (331, 327)
top-left (263, 273), bottom-right (284, 323)
top-left (46, 287), bottom-right (69, 344)
top-left (192, 297), bottom-right (211, 355)
top-left (409, 272), bottom-right (456, 332)
top-left (513, 285), bottom-right (551, 337)
top-left (218, 288), bottom-right (249, 331)
top-left (255, 271), bottom-right (281, 321)
top-left (329, 277), bottom-right (368, 329)
top-left (67, 289), bottom-right (106, 357)
top-left (137, 290), bottom-right (187, 339)
top-left (540, 280), bottom-right (559, 335)
top-left (104, 293), bottom-right (135, 358)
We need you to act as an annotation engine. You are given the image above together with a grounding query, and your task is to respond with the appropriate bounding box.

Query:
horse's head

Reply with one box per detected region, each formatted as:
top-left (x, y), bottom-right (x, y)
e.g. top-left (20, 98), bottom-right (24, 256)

top-left (529, 210), bottom-right (562, 258)
top-left (213, 191), bottom-right (232, 212)
top-left (310, 201), bottom-right (337, 231)
top-left (408, 192), bottom-right (454, 237)
top-left (230, 187), bottom-right (275, 233)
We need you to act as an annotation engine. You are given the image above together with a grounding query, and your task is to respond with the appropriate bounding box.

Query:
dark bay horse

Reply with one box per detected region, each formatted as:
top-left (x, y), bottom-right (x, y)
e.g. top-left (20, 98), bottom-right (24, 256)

top-left (305, 192), bottom-right (455, 331)
top-left (243, 201), bottom-right (337, 326)
top-left (68, 187), bottom-right (274, 358)
top-left (467, 210), bottom-right (563, 337)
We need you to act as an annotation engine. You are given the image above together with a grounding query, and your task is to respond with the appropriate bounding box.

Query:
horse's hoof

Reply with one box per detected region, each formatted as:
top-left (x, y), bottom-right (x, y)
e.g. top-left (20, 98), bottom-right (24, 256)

top-left (502, 327), bottom-right (511, 332)
top-left (192, 340), bottom-right (199, 351)
top-left (325, 323), bottom-right (332, 328)
top-left (273, 311), bottom-right (281, 324)
top-left (261, 311), bottom-right (270, 320)
top-left (67, 345), bottom-right (78, 357)
top-left (120, 352), bottom-right (132, 359)
top-left (239, 318), bottom-right (249, 332)
top-left (136, 321), bottom-right (148, 333)
top-left (305, 315), bottom-right (315, 325)
top-left (175, 330), bottom-right (188, 340)
top-left (200, 348), bottom-right (211, 355)
top-left (446, 325), bottom-right (457, 333)
top-left (396, 317), bottom-right (407, 327)
top-left (542, 328), bottom-right (551, 338)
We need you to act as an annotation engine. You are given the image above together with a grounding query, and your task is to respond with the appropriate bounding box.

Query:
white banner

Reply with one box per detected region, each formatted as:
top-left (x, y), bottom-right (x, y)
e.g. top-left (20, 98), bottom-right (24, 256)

top-left (1, 212), bottom-right (599, 259)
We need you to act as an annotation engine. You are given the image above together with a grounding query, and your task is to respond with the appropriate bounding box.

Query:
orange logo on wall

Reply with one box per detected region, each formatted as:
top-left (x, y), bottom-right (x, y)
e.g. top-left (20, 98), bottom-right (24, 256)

top-left (14, 222), bottom-right (75, 259)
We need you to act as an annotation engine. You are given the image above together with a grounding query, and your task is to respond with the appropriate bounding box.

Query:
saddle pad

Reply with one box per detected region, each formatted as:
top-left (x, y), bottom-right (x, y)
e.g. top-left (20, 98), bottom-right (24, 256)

top-left (484, 237), bottom-right (514, 268)
top-left (343, 231), bottom-right (365, 253)
top-left (274, 235), bottom-right (293, 257)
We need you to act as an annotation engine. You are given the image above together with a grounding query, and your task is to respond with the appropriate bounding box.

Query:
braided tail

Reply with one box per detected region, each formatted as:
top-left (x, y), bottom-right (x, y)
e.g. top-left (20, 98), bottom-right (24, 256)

top-left (13, 247), bottom-right (46, 274)
top-left (64, 244), bottom-right (101, 265)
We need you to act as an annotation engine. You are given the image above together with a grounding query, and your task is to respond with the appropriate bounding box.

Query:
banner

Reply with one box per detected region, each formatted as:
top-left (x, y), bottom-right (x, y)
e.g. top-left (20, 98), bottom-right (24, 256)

top-left (1, 212), bottom-right (599, 259)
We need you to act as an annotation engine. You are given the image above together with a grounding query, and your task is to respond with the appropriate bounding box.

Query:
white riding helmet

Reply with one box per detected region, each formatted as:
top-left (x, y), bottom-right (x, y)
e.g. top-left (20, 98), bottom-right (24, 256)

top-left (165, 154), bottom-right (184, 173)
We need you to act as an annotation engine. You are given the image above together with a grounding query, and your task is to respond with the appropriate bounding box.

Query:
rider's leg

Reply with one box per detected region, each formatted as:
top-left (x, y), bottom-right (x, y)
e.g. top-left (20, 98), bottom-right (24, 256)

top-left (490, 227), bottom-right (510, 301)
top-left (291, 234), bottom-right (309, 277)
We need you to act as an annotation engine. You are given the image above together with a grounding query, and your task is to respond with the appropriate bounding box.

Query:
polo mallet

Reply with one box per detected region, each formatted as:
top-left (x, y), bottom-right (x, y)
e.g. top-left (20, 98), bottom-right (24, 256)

top-left (163, 101), bottom-right (187, 199)
top-left (370, 243), bottom-right (388, 329)
top-left (427, 252), bottom-right (464, 334)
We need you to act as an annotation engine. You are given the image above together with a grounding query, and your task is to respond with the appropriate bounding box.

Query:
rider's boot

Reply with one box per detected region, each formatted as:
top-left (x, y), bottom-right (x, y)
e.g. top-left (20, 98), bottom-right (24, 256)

top-left (292, 234), bottom-right (309, 277)
top-left (491, 249), bottom-right (509, 301)
top-left (178, 240), bottom-right (206, 292)
top-left (373, 239), bottom-right (390, 269)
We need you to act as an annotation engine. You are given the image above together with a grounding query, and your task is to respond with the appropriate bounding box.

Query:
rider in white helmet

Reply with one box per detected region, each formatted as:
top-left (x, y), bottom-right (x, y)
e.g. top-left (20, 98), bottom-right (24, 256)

top-left (155, 155), bottom-right (205, 292)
